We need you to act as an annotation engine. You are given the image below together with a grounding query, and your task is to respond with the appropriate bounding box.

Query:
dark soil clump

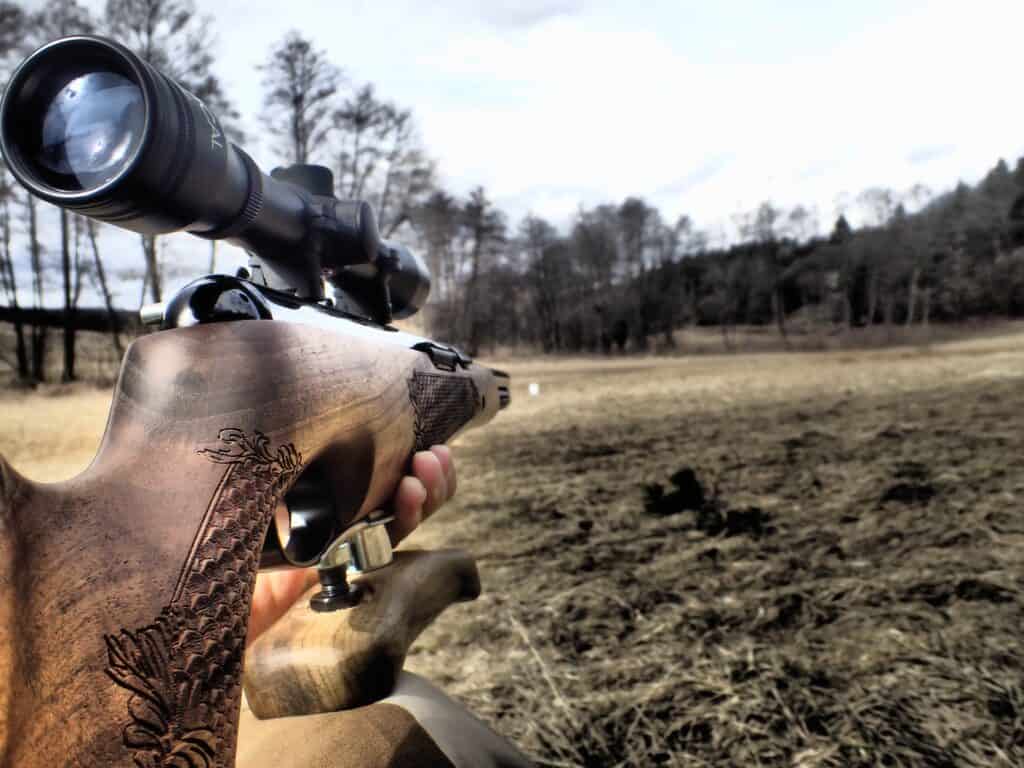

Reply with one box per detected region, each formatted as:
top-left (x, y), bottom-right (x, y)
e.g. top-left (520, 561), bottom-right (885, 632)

top-left (642, 466), bottom-right (705, 516)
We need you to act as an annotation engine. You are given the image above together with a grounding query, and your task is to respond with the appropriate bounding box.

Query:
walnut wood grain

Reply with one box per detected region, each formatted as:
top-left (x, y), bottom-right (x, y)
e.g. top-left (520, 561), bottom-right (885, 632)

top-left (0, 319), bottom-right (503, 768)
top-left (243, 549), bottom-right (481, 719)
top-left (237, 673), bottom-right (536, 768)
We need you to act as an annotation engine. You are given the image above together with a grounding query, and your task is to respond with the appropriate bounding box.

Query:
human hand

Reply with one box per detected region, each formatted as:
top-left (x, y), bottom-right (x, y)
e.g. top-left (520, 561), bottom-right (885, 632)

top-left (246, 445), bottom-right (457, 644)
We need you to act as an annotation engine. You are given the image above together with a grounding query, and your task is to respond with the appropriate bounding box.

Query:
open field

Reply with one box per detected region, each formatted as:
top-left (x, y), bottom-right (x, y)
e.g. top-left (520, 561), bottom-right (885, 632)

top-left (411, 332), bottom-right (1024, 767)
top-left (2, 329), bottom-right (1024, 766)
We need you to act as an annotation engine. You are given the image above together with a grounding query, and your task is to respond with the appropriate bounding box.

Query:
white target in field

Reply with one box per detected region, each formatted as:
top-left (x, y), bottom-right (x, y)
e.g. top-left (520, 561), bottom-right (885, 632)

top-left (528, 382), bottom-right (540, 397)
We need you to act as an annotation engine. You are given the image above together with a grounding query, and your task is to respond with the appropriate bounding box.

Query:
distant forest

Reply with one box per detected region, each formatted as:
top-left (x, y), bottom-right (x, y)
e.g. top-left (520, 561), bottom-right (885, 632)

top-left (461, 163), bottom-right (1024, 355)
top-left (2, 0), bottom-right (1024, 384)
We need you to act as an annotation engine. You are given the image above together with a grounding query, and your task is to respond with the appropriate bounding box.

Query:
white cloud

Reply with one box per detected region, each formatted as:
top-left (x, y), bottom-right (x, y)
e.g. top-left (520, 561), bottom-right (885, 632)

top-left (389, 0), bottom-right (1024, 231)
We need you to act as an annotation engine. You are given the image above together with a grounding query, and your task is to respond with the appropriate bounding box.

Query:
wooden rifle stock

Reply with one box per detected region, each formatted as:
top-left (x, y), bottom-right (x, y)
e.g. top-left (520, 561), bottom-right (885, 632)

top-left (0, 319), bottom-right (504, 767)
top-left (243, 549), bottom-right (482, 720)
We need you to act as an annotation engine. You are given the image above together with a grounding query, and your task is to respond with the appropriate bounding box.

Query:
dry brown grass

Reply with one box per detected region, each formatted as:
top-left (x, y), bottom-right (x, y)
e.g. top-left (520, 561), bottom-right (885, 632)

top-left (2, 328), bottom-right (1023, 766)
top-left (0, 384), bottom-right (113, 481)
top-left (402, 329), bottom-right (1024, 767)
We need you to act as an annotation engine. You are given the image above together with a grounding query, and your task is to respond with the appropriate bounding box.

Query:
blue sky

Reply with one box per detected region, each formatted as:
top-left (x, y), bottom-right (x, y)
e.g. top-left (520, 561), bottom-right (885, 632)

top-left (12, 0), bottom-right (1024, 303)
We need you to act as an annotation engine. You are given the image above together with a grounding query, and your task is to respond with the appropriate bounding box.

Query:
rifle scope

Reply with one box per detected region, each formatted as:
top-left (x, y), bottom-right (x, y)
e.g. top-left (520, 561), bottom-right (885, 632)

top-left (0, 35), bottom-right (429, 318)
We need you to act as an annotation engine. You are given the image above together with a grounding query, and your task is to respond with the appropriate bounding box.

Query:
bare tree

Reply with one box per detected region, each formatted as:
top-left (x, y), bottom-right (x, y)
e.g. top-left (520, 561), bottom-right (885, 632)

top-left (784, 205), bottom-right (819, 242)
top-left (460, 188), bottom-right (506, 353)
top-left (618, 198), bottom-right (655, 277)
top-left (679, 217), bottom-right (709, 258)
top-left (27, 0), bottom-right (96, 380)
top-left (703, 258), bottom-right (744, 350)
top-left (0, 2), bottom-right (25, 59)
top-left (732, 208), bottom-right (756, 244)
top-left (856, 187), bottom-right (900, 325)
top-left (858, 187), bottom-right (897, 228)
top-left (755, 203), bottom-right (791, 343)
top-left (572, 205), bottom-right (618, 347)
top-left (0, 3), bottom-right (28, 379)
top-left (86, 219), bottom-right (123, 356)
top-left (34, 0), bottom-right (92, 39)
top-left (642, 220), bottom-right (679, 347)
top-left (3, 1), bottom-right (50, 383)
top-left (25, 196), bottom-right (48, 382)
top-left (0, 165), bottom-right (28, 379)
top-left (411, 190), bottom-right (465, 342)
top-left (752, 201), bottom-right (780, 243)
top-left (262, 31), bottom-right (341, 165)
top-left (334, 85), bottom-right (388, 200)
top-left (413, 192), bottom-right (460, 300)
top-left (105, 0), bottom-right (229, 102)
top-left (520, 215), bottom-right (566, 352)
top-left (333, 86), bottom-right (434, 237)
top-left (573, 206), bottom-right (619, 289)
top-left (1, 5), bottom-right (50, 382)
top-left (105, 0), bottom-right (234, 302)
top-left (372, 109), bottom-right (434, 238)
top-left (617, 198), bottom-right (659, 349)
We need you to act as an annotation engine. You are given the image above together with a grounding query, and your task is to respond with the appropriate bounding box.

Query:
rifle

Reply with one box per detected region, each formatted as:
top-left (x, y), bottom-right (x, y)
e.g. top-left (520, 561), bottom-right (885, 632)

top-left (0, 35), bottom-right (515, 767)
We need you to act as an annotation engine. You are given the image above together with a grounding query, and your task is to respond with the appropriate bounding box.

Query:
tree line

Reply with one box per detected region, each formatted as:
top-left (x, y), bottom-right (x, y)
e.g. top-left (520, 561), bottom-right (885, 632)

top-left (2, 0), bottom-right (1024, 386)
top-left (415, 161), bottom-right (1024, 356)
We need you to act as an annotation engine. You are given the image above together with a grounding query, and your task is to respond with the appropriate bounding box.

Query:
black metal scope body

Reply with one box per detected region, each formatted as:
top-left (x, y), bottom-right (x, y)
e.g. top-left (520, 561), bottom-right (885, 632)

top-left (0, 35), bottom-right (429, 322)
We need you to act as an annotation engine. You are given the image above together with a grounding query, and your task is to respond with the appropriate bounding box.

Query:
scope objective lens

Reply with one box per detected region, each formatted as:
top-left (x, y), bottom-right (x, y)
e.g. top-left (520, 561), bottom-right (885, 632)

top-left (36, 70), bottom-right (145, 191)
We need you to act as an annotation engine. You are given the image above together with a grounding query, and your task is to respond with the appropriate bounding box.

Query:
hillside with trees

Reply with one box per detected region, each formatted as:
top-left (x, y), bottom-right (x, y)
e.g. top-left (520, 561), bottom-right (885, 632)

top-left (415, 161), bottom-right (1024, 355)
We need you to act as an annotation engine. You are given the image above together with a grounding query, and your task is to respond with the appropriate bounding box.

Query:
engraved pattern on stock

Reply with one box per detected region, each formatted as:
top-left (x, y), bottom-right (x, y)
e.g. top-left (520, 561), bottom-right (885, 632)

top-left (408, 371), bottom-right (480, 451)
top-left (103, 430), bottom-right (302, 768)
